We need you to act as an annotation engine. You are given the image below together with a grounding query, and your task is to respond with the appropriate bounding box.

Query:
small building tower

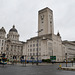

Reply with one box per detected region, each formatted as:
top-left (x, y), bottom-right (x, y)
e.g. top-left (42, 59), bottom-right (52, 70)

top-left (38, 7), bottom-right (54, 36)
top-left (0, 27), bottom-right (6, 39)
top-left (0, 27), bottom-right (6, 55)
top-left (7, 25), bottom-right (19, 41)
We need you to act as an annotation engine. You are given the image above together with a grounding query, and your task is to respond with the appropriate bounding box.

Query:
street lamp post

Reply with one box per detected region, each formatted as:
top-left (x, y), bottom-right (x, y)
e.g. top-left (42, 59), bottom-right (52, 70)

top-left (52, 49), bottom-right (53, 64)
top-left (25, 55), bottom-right (26, 67)
top-left (36, 40), bottom-right (39, 65)
top-left (52, 49), bottom-right (53, 57)
top-left (36, 29), bottom-right (43, 66)
top-left (72, 59), bottom-right (73, 67)
top-left (65, 53), bottom-right (67, 67)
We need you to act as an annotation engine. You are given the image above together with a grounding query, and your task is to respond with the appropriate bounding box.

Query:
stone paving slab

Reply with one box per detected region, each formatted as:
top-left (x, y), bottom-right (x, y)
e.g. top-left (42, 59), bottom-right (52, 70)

top-left (58, 67), bottom-right (75, 71)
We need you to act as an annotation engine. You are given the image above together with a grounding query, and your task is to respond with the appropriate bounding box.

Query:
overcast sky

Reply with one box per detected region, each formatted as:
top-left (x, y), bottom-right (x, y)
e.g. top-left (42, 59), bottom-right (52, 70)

top-left (0, 0), bottom-right (75, 41)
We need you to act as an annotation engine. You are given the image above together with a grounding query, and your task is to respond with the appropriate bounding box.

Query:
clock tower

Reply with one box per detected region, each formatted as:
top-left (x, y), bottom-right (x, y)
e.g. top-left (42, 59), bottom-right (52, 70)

top-left (38, 7), bottom-right (54, 36)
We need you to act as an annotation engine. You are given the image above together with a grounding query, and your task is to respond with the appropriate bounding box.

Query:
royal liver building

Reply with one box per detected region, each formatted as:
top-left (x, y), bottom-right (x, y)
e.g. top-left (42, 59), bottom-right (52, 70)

top-left (0, 7), bottom-right (75, 62)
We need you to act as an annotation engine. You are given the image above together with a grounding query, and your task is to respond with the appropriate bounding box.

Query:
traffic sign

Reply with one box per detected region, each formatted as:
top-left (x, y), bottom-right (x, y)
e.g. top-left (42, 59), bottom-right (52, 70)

top-left (50, 56), bottom-right (56, 60)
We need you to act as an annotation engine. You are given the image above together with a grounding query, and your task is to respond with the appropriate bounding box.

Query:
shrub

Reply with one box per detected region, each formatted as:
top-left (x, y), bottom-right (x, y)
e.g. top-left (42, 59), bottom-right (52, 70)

top-left (42, 59), bottom-right (51, 63)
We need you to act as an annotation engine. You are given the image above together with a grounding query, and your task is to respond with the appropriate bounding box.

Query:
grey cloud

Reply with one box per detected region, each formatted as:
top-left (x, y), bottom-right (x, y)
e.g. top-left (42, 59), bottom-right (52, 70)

top-left (0, 0), bottom-right (75, 41)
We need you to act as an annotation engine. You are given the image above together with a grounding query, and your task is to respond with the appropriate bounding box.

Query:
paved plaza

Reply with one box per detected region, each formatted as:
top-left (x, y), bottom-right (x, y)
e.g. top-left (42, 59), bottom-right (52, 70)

top-left (0, 63), bottom-right (75, 75)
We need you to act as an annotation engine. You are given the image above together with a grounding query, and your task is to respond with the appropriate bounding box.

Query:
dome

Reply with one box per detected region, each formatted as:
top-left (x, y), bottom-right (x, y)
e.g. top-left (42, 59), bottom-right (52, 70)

top-left (0, 27), bottom-right (6, 33)
top-left (9, 25), bottom-right (18, 32)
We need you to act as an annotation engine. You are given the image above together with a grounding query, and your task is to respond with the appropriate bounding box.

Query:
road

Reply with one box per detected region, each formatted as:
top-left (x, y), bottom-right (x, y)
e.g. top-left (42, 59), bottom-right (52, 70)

top-left (0, 63), bottom-right (75, 75)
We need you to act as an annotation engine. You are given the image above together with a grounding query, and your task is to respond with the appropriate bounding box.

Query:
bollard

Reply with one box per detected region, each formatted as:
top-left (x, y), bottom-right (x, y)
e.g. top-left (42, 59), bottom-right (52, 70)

top-left (59, 64), bottom-right (62, 68)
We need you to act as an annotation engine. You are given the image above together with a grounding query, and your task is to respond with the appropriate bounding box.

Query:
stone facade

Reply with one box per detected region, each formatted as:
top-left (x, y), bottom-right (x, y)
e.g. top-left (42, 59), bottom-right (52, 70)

top-left (0, 27), bottom-right (6, 56)
top-left (23, 7), bottom-right (66, 62)
top-left (23, 34), bottom-right (64, 62)
top-left (62, 41), bottom-right (75, 61)
top-left (0, 7), bottom-right (75, 62)
top-left (38, 7), bottom-right (54, 36)
top-left (0, 25), bottom-right (24, 61)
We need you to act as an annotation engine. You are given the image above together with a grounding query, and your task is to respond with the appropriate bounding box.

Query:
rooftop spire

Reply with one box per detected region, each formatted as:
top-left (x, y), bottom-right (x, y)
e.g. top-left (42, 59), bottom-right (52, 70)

top-left (13, 25), bottom-right (15, 28)
top-left (57, 31), bottom-right (60, 36)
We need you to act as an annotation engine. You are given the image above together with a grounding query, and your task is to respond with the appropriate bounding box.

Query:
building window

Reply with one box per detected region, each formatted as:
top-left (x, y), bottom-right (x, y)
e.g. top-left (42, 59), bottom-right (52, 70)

top-left (49, 15), bottom-right (52, 19)
top-left (18, 46), bottom-right (20, 49)
top-left (30, 53), bottom-right (32, 56)
top-left (14, 50), bottom-right (15, 51)
top-left (7, 48), bottom-right (9, 51)
top-left (36, 48), bottom-right (38, 51)
top-left (11, 49), bottom-right (12, 51)
top-left (36, 53), bottom-right (38, 55)
top-left (21, 46), bottom-right (23, 50)
top-left (39, 48), bottom-right (41, 51)
top-left (42, 21), bottom-right (44, 23)
top-left (39, 53), bottom-right (41, 56)
top-left (28, 45), bottom-right (29, 47)
top-left (2, 43), bottom-right (3, 46)
top-left (2, 40), bottom-right (4, 42)
top-left (33, 44), bottom-right (35, 47)
top-left (13, 35), bottom-right (14, 38)
top-left (28, 53), bottom-right (29, 56)
top-left (30, 49), bottom-right (32, 52)
top-left (50, 21), bottom-right (52, 23)
top-left (36, 44), bottom-right (38, 46)
top-left (14, 46), bottom-right (16, 49)
top-left (33, 53), bottom-right (35, 56)
top-left (28, 49), bottom-right (29, 51)
top-left (33, 40), bottom-right (35, 43)
top-left (1, 52), bottom-right (2, 54)
top-left (30, 45), bottom-right (32, 47)
top-left (1, 47), bottom-right (3, 50)
top-left (41, 15), bottom-right (44, 20)
top-left (39, 43), bottom-right (41, 46)
top-left (33, 48), bottom-right (35, 51)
